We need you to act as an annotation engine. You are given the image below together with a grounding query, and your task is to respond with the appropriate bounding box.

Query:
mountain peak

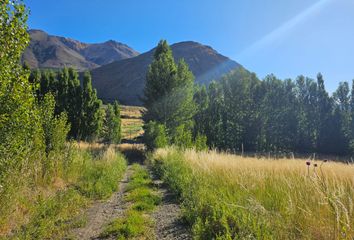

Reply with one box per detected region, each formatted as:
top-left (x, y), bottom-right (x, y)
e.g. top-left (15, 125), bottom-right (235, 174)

top-left (23, 30), bottom-right (139, 70)
top-left (91, 41), bottom-right (241, 105)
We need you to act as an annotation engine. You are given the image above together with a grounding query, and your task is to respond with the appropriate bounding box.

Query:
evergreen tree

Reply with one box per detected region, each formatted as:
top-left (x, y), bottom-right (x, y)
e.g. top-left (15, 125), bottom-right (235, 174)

top-left (143, 40), bottom-right (196, 147)
top-left (315, 73), bottom-right (333, 153)
top-left (81, 71), bottom-right (103, 141)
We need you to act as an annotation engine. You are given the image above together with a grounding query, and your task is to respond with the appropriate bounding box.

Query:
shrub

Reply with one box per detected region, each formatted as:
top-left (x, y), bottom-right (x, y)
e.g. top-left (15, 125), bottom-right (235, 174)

top-left (194, 134), bottom-right (208, 151)
top-left (143, 121), bottom-right (168, 151)
top-left (171, 124), bottom-right (193, 149)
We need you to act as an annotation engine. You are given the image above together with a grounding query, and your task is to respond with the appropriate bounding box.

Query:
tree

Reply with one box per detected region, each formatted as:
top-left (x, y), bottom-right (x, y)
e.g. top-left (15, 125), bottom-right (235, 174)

top-left (81, 71), bottom-right (103, 141)
top-left (0, 0), bottom-right (39, 180)
top-left (0, 0), bottom-right (44, 216)
top-left (103, 102), bottom-right (122, 144)
top-left (40, 93), bottom-right (70, 178)
top-left (315, 73), bottom-right (334, 153)
top-left (143, 40), bottom-right (196, 133)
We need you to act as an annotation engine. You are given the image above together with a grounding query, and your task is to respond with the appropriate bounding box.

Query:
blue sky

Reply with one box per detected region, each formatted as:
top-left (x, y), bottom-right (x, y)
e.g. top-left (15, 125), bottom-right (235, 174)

top-left (26, 0), bottom-right (354, 92)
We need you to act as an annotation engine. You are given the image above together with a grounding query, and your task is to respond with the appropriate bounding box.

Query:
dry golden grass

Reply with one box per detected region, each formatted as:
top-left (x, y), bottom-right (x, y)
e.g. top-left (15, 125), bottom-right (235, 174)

top-left (120, 105), bottom-right (145, 140)
top-left (154, 148), bottom-right (354, 239)
top-left (120, 105), bottom-right (144, 119)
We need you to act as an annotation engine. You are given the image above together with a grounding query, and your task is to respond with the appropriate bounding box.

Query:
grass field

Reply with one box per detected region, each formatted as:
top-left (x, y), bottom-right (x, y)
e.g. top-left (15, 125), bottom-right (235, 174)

top-left (120, 105), bottom-right (144, 141)
top-left (151, 148), bottom-right (354, 240)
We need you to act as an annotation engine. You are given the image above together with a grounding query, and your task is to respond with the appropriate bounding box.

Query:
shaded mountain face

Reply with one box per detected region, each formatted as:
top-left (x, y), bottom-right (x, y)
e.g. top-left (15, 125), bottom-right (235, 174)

top-left (23, 30), bottom-right (139, 70)
top-left (91, 41), bottom-right (241, 105)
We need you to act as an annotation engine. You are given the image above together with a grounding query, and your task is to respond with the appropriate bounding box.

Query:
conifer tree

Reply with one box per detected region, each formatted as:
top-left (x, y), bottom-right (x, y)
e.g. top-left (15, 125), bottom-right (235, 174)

top-left (143, 40), bottom-right (196, 136)
top-left (81, 71), bottom-right (103, 141)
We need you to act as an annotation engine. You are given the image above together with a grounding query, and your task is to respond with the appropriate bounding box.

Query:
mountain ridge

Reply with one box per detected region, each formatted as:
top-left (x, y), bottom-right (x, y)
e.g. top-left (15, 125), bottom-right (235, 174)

top-left (91, 41), bottom-right (242, 105)
top-left (23, 30), bottom-right (243, 106)
top-left (22, 29), bottom-right (139, 70)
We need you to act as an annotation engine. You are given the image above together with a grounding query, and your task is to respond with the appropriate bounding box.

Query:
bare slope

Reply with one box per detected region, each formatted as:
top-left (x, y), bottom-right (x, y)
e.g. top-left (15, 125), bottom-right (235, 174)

top-left (22, 29), bottom-right (139, 70)
top-left (91, 41), bottom-right (241, 105)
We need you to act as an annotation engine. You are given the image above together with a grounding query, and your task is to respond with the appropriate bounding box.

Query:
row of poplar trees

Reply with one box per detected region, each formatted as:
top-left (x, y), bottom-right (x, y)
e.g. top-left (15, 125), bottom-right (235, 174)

top-left (194, 70), bottom-right (354, 155)
top-left (29, 68), bottom-right (122, 143)
top-left (144, 40), bottom-right (354, 156)
top-left (0, 0), bottom-right (122, 219)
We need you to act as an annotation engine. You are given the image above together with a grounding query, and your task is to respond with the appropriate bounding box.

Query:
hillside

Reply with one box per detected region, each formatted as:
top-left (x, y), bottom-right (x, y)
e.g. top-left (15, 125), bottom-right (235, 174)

top-left (91, 41), bottom-right (241, 105)
top-left (22, 29), bottom-right (139, 70)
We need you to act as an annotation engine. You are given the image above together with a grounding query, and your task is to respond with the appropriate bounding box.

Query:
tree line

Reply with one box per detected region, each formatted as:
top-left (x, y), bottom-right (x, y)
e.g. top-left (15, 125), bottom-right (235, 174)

top-left (143, 41), bottom-right (354, 156)
top-left (29, 68), bottom-right (122, 143)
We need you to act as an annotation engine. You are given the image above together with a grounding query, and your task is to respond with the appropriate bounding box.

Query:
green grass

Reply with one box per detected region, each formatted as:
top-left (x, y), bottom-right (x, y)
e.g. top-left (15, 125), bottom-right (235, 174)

top-left (101, 164), bottom-right (160, 239)
top-left (76, 147), bottom-right (127, 199)
top-left (100, 210), bottom-right (149, 240)
top-left (9, 189), bottom-right (87, 240)
top-left (151, 148), bottom-right (354, 240)
top-left (4, 146), bottom-right (127, 240)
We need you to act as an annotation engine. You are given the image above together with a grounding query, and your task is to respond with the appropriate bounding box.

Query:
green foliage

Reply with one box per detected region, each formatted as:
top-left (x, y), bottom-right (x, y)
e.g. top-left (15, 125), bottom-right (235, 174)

top-left (40, 93), bottom-right (70, 179)
top-left (143, 40), bottom-right (196, 146)
top-left (6, 147), bottom-right (126, 239)
top-left (76, 148), bottom-right (127, 199)
top-left (101, 164), bottom-right (159, 239)
top-left (81, 71), bottom-right (103, 141)
top-left (11, 189), bottom-right (88, 240)
top-left (101, 210), bottom-right (147, 239)
top-left (125, 164), bottom-right (161, 212)
top-left (171, 124), bottom-right (193, 149)
top-left (193, 68), bottom-right (354, 156)
top-left (194, 134), bottom-right (208, 151)
top-left (0, 0), bottom-right (45, 223)
top-left (143, 121), bottom-right (168, 151)
top-left (103, 101), bottom-right (122, 144)
top-left (35, 69), bottom-right (103, 141)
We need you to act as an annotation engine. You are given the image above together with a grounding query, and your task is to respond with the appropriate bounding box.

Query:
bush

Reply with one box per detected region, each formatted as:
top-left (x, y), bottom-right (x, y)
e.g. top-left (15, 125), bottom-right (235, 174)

top-left (143, 121), bottom-right (168, 151)
top-left (171, 124), bottom-right (193, 149)
top-left (40, 93), bottom-right (70, 179)
top-left (194, 134), bottom-right (208, 151)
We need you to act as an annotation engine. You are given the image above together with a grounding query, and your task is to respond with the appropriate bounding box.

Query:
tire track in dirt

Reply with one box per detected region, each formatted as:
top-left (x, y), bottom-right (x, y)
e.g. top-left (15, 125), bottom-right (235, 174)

top-left (71, 165), bottom-right (133, 240)
top-left (151, 182), bottom-right (192, 240)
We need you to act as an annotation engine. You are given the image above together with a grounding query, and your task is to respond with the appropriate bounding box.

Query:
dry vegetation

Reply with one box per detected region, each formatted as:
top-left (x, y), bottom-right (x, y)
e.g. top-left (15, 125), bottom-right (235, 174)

top-left (152, 148), bottom-right (354, 239)
top-left (120, 105), bottom-right (145, 141)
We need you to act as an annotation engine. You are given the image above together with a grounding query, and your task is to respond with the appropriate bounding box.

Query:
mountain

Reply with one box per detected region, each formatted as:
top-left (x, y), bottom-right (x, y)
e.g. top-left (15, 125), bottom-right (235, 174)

top-left (91, 41), bottom-right (241, 105)
top-left (22, 30), bottom-right (139, 70)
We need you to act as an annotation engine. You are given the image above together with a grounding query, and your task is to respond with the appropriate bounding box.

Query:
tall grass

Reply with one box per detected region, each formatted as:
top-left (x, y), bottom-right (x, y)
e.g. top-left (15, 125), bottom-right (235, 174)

top-left (1, 145), bottom-right (127, 239)
top-left (151, 148), bottom-right (354, 239)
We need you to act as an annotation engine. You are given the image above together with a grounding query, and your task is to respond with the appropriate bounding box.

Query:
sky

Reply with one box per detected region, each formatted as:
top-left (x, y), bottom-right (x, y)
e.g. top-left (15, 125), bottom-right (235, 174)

top-left (26, 0), bottom-right (354, 92)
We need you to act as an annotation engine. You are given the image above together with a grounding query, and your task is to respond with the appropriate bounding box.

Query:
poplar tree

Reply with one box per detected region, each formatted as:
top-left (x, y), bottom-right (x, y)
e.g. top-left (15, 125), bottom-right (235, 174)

top-left (81, 71), bottom-right (103, 141)
top-left (103, 101), bottom-right (122, 144)
top-left (143, 40), bottom-right (196, 135)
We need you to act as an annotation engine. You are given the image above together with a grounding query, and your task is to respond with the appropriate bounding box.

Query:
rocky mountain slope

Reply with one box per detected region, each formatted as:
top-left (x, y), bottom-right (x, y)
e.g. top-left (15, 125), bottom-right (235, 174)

top-left (22, 30), bottom-right (139, 70)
